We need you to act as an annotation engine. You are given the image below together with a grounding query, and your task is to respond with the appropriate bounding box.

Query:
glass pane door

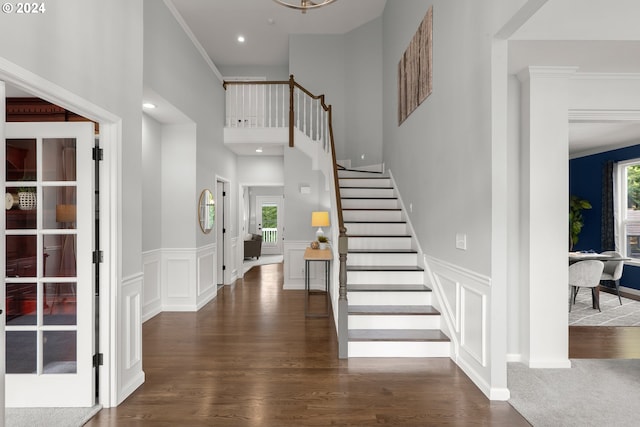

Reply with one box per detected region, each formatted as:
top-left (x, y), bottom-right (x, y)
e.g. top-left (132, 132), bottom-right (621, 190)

top-left (5, 122), bottom-right (93, 407)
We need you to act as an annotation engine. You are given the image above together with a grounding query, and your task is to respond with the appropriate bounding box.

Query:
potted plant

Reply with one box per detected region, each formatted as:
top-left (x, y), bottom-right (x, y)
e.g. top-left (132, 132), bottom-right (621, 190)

top-left (569, 195), bottom-right (592, 250)
top-left (317, 235), bottom-right (329, 250)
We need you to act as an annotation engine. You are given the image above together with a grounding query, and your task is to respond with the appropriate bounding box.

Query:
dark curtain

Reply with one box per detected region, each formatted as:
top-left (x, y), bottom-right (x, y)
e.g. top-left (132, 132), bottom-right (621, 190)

top-left (601, 160), bottom-right (615, 251)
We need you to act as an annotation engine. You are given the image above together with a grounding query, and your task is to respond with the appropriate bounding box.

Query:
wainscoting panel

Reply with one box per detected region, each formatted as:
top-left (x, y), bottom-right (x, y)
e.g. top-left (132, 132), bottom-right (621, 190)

top-left (197, 244), bottom-right (217, 309)
top-left (425, 255), bottom-right (493, 398)
top-left (460, 286), bottom-right (486, 367)
top-left (162, 249), bottom-right (196, 311)
top-left (118, 273), bottom-right (145, 404)
top-left (142, 249), bottom-right (162, 322)
top-left (284, 241), bottom-right (323, 290)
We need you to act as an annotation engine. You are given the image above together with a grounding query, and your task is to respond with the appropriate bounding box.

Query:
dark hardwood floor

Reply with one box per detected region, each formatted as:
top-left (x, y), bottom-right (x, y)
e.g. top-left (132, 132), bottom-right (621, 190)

top-left (87, 263), bottom-right (529, 426)
top-left (86, 263), bottom-right (640, 426)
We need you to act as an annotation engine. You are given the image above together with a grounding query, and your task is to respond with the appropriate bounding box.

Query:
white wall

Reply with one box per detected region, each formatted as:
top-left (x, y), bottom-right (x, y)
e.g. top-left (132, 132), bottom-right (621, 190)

top-left (237, 155), bottom-right (285, 184)
top-left (345, 17), bottom-right (383, 168)
top-left (289, 17), bottom-right (384, 168)
top-left (143, 0), bottom-right (237, 252)
top-left (142, 114), bottom-right (163, 252)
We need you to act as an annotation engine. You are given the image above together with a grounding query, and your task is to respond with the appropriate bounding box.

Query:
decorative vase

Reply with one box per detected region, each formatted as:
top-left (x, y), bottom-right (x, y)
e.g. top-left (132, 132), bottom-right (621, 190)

top-left (319, 242), bottom-right (327, 250)
top-left (18, 192), bottom-right (36, 210)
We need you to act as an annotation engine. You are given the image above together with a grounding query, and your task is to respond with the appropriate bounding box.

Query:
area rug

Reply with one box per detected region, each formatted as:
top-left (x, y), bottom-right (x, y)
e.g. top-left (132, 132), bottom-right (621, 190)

top-left (508, 360), bottom-right (640, 427)
top-left (569, 289), bottom-right (640, 326)
top-left (242, 254), bottom-right (283, 275)
top-left (6, 405), bottom-right (101, 427)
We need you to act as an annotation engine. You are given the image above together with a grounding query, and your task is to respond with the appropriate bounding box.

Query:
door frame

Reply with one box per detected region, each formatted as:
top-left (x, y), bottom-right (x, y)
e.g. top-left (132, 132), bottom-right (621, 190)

top-left (0, 58), bottom-right (120, 408)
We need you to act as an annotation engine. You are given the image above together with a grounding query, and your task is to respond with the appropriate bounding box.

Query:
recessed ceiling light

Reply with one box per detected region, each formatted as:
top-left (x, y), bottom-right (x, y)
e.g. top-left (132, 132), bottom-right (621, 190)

top-left (142, 102), bottom-right (156, 109)
top-left (237, 35), bottom-right (245, 43)
top-left (256, 147), bottom-right (263, 153)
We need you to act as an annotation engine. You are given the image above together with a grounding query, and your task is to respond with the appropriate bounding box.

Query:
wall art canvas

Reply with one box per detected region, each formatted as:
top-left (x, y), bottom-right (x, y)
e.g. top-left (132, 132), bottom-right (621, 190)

top-left (398, 5), bottom-right (433, 125)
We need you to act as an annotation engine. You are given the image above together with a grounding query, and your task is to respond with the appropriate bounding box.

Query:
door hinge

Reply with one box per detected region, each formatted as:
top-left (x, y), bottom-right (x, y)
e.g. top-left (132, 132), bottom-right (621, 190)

top-left (223, 228), bottom-right (226, 234)
top-left (93, 250), bottom-right (104, 264)
top-left (223, 265), bottom-right (226, 271)
top-left (223, 191), bottom-right (226, 197)
top-left (92, 147), bottom-right (104, 161)
top-left (93, 353), bottom-right (104, 367)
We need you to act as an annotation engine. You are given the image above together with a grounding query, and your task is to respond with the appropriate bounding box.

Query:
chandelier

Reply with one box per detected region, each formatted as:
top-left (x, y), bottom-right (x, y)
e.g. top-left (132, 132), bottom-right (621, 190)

top-left (273, 0), bottom-right (337, 14)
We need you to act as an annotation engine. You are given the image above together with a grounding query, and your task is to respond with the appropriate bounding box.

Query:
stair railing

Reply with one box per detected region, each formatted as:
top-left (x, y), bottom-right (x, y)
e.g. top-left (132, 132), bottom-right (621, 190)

top-left (224, 75), bottom-right (349, 358)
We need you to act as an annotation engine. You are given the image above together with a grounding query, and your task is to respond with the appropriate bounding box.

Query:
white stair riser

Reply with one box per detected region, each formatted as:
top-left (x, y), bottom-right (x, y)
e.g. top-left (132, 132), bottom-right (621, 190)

top-left (340, 178), bottom-right (391, 188)
top-left (341, 198), bottom-right (399, 209)
top-left (340, 188), bottom-right (395, 198)
top-left (348, 237), bottom-right (412, 250)
top-left (348, 315), bottom-right (441, 330)
top-left (348, 291), bottom-right (432, 305)
top-left (348, 270), bottom-right (424, 285)
top-left (348, 341), bottom-right (451, 358)
top-left (343, 210), bottom-right (403, 222)
top-left (345, 222), bottom-right (407, 235)
top-left (347, 252), bottom-right (418, 266)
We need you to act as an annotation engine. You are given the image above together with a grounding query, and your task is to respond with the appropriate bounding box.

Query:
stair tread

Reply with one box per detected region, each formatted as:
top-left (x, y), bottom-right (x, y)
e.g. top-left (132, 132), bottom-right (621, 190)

top-left (348, 249), bottom-right (417, 253)
top-left (342, 197), bottom-right (398, 199)
top-left (339, 176), bottom-right (389, 179)
top-left (340, 186), bottom-right (393, 189)
top-left (349, 305), bottom-right (440, 315)
top-left (349, 329), bottom-right (450, 342)
top-left (347, 265), bottom-right (424, 272)
top-left (348, 284), bottom-right (432, 292)
top-left (348, 234), bottom-right (412, 238)
top-left (343, 208), bottom-right (401, 211)
top-left (345, 221), bottom-right (407, 224)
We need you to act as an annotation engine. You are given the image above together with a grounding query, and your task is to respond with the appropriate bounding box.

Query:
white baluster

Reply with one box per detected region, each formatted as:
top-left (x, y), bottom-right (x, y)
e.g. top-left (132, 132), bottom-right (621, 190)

top-left (267, 85), bottom-right (271, 128)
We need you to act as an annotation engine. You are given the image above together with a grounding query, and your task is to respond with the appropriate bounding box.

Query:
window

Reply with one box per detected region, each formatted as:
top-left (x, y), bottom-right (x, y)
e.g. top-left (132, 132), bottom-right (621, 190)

top-left (617, 160), bottom-right (640, 262)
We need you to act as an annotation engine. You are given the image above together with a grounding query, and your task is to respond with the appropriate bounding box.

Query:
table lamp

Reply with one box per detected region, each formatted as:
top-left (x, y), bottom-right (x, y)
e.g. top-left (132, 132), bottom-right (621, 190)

top-left (311, 211), bottom-right (330, 239)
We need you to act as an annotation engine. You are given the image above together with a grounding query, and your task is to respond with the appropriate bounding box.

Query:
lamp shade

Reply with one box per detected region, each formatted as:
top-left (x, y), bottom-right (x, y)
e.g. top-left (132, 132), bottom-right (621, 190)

top-left (311, 211), bottom-right (330, 228)
top-left (56, 204), bottom-right (76, 223)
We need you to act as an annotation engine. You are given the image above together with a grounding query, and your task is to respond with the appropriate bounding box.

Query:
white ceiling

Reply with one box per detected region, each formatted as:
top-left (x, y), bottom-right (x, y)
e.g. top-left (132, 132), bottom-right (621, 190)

top-left (169, 0), bottom-right (387, 67)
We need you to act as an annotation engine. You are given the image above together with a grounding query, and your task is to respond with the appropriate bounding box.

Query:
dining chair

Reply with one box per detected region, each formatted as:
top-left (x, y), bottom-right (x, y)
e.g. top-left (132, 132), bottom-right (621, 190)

top-left (569, 260), bottom-right (605, 312)
top-left (600, 250), bottom-right (624, 305)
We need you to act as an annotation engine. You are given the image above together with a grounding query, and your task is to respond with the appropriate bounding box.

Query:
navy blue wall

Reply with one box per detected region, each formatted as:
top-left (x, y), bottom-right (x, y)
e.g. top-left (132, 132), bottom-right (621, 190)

top-left (570, 144), bottom-right (640, 291)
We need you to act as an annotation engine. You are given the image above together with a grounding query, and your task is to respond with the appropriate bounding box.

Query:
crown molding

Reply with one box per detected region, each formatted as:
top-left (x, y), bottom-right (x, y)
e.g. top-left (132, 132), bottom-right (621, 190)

top-left (164, 0), bottom-right (224, 83)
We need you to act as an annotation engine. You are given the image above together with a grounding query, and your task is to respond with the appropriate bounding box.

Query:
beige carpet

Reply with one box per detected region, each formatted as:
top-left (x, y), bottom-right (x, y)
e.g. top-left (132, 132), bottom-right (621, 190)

top-left (509, 360), bottom-right (640, 426)
top-left (5, 405), bottom-right (101, 427)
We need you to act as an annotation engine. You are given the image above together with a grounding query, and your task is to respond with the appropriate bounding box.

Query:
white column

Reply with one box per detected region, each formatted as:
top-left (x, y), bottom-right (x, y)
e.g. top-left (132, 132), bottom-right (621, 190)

top-left (518, 66), bottom-right (578, 368)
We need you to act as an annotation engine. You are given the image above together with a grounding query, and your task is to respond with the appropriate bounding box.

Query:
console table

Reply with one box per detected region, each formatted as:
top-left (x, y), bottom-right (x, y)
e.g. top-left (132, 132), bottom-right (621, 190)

top-left (303, 247), bottom-right (331, 317)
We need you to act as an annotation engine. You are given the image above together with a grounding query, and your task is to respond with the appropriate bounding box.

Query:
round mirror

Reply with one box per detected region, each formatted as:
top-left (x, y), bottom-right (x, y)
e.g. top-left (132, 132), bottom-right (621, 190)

top-left (198, 189), bottom-right (215, 234)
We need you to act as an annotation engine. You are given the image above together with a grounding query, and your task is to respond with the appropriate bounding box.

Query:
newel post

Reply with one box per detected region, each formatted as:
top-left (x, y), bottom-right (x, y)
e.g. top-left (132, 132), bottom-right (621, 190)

top-left (289, 74), bottom-right (295, 147)
top-left (338, 227), bottom-right (348, 358)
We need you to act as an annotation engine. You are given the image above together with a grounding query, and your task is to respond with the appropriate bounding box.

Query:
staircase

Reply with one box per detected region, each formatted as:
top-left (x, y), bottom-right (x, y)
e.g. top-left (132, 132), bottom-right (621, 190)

top-left (338, 168), bottom-right (450, 357)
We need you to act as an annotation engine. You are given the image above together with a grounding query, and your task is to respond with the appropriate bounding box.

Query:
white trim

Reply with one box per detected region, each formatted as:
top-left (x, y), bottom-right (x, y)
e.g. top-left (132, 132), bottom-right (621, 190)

top-left (424, 255), bottom-right (500, 399)
top-left (569, 109), bottom-right (640, 122)
top-left (572, 72), bottom-right (640, 81)
top-left (163, 0), bottom-right (223, 83)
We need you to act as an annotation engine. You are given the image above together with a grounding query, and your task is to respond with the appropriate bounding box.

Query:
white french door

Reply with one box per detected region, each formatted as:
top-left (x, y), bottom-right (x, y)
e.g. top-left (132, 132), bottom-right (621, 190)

top-left (4, 122), bottom-right (94, 407)
top-left (256, 196), bottom-right (283, 255)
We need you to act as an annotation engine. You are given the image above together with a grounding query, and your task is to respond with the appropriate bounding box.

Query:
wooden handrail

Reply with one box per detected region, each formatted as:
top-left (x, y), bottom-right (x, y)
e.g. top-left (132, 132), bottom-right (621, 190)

top-left (223, 75), bottom-right (348, 357)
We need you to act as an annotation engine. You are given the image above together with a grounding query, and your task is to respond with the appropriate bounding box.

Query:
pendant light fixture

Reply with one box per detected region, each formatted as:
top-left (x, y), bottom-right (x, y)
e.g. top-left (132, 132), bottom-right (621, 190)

top-left (273, 0), bottom-right (337, 14)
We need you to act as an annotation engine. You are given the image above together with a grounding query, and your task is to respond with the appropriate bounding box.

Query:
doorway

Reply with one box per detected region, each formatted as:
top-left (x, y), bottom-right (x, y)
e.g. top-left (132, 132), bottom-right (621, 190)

top-left (256, 195), bottom-right (283, 255)
top-left (1, 71), bottom-right (118, 409)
